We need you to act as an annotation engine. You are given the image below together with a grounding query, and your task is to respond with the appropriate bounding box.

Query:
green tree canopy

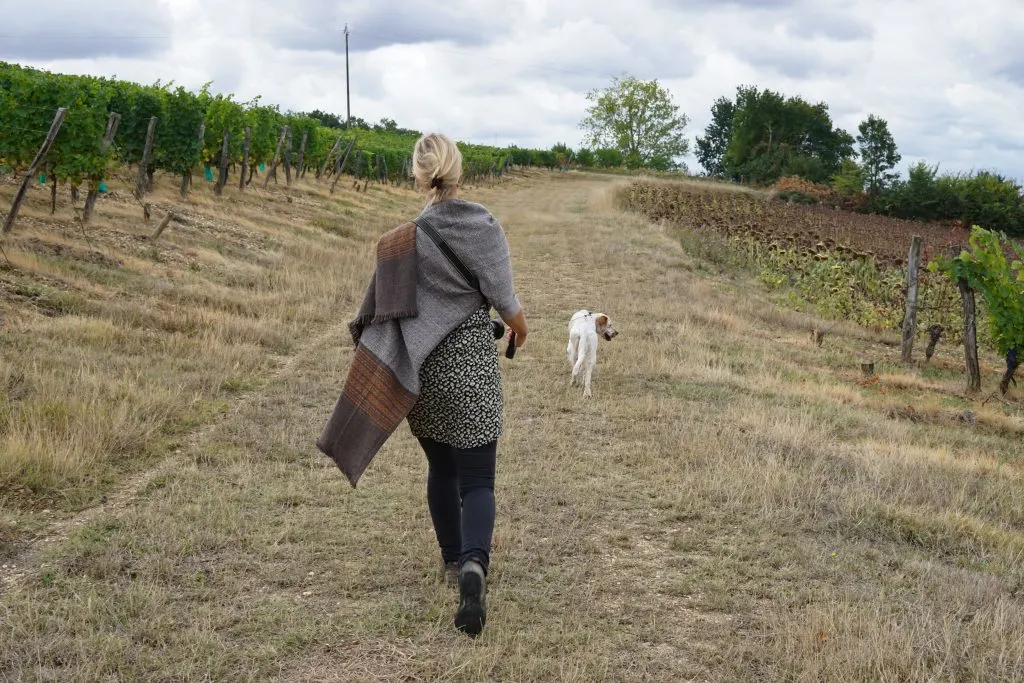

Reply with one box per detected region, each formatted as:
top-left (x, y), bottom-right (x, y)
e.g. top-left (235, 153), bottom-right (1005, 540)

top-left (857, 114), bottom-right (901, 195)
top-left (594, 148), bottom-right (625, 168)
top-left (575, 148), bottom-right (595, 167)
top-left (695, 94), bottom-right (735, 177)
top-left (721, 85), bottom-right (854, 184)
top-left (580, 75), bottom-right (690, 170)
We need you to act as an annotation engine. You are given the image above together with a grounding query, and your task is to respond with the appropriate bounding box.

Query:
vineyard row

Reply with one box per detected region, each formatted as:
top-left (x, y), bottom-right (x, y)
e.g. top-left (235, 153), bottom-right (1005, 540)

top-left (0, 62), bottom-right (549, 205)
top-left (621, 180), bottom-right (989, 348)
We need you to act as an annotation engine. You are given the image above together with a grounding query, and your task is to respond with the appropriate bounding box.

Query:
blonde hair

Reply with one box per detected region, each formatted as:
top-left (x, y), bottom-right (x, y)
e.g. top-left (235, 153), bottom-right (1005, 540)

top-left (413, 132), bottom-right (462, 206)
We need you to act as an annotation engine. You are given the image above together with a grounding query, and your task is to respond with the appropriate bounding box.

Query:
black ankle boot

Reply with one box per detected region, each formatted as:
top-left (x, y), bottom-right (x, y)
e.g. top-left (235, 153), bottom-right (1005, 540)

top-left (454, 560), bottom-right (486, 637)
top-left (443, 560), bottom-right (459, 588)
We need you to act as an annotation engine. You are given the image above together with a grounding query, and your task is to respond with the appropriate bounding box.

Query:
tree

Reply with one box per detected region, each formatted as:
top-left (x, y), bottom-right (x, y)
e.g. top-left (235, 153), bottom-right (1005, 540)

top-left (534, 149), bottom-right (556, 168)
top-left (303, 109), bottom-right (344, 128)
top-left (857, 114), bottom-right (900, 196)
top-left (594, 148), bottom-right (625, 168)
top-left (941, 171), bottom-right (1024, 234)
top-left (695, 94), bottom-right (736, 177)
top-left (575, 148), bottom-right (595, 168)
top-left (831, 158), bottom-right (868, 210)
top-left (579, 75), bottom-right (689, 170)
top-left (551, 142), bottom-right (574, 168)
top-left (723, 86), bottom-right (854, 185)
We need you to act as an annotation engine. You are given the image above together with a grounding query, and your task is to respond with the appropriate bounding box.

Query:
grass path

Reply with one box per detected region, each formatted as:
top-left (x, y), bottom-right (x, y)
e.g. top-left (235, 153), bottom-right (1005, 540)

top-left (0, 318), bottom-right (349, 597)
top-left (2, 174), bottom-right (1023, 681)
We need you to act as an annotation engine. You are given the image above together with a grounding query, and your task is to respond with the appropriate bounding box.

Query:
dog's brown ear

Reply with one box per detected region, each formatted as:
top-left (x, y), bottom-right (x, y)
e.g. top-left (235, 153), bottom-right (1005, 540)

top-left (595, 314), bottom-right (609, 328)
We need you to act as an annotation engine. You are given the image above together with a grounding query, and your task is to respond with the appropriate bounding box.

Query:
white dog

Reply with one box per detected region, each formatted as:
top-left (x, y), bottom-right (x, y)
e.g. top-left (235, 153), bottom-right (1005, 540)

top-left (566, 310), bottom-right (618, 397)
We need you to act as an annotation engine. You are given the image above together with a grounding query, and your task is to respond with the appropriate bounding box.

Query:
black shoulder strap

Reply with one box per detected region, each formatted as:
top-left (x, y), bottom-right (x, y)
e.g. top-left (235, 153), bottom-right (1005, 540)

top-left (413, 216), bottom-right (480, 291)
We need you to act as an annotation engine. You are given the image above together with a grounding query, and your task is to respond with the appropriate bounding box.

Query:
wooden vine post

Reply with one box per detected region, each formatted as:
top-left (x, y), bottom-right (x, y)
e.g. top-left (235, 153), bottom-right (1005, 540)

top-left (900, 235), bottom-right (922, 364)
top-left (284, 127), bottom-right (293, 186)
top-left (82, 112), bottom-right (121, 225)
top-left (958, 277), bottom-right (981, 392)
top-left (3, 108), bottom-right (66, 234)
top-left (134, 116), bottom-right (158, 199)
top-left (925, 325), bottom-right (943, 362)
top-left (180, 122), bottom-right (205, 198)
top-left (214, 129), bottom-right (230, 196)
top-left (351, 152), bottom-right (362, 190)
top-left (48, 164), bottom-right (57, 214)
top-left (319, 135), bottom-right (343, 179)
top-left (330, 138), bottom-right (357, 194)
top-left (150, 213), bottom-right (174, 241)
top-left (297, 130), bottom-right (308, 178)
top-left (1001, 350), bottom-right (1019, 395)
top-left (263, 126), bottom-right (288, 189)
top-left (239, 126), bottom-right (252, 191)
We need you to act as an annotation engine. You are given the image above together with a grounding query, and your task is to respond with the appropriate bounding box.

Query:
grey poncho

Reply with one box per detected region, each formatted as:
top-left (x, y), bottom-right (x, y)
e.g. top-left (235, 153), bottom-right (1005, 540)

top-left (317, 199), bottom-right (521, 487)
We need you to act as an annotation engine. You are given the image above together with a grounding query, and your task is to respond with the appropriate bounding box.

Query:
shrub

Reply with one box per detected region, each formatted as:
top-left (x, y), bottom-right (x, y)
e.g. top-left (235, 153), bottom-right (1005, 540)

top-left (771, 176), bottom-right (838, 206)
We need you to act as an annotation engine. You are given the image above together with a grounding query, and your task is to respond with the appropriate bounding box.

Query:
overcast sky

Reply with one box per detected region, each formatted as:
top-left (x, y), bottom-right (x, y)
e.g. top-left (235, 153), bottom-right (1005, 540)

top-left (3, 0), bottom-right (1023, 179)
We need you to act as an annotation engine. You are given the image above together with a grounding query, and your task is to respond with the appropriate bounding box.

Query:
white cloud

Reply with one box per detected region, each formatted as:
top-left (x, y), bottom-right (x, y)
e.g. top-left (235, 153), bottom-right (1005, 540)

top-left (2, 0), bottom-right (1023, 179)
top-left (0, 0), bottom-right (172, 59)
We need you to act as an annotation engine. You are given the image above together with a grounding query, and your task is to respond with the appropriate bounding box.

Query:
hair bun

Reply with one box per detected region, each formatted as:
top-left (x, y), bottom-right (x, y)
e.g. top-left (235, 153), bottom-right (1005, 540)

top-left (413, 133), bottom-right (463, 206)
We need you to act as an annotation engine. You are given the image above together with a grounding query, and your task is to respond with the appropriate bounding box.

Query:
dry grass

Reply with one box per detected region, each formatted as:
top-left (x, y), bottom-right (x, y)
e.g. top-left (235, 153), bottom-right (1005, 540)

top-left (0, 171), bottom-right (454, 525)
top-left (627, 173), bottom-right (772, 199)
top-left (0, 172), bottom-right (1022, 681)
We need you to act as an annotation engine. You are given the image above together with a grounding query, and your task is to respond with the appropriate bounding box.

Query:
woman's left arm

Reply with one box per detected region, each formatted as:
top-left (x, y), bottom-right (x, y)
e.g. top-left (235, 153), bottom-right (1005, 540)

top-left (477, 228), bottom-right (523, 328)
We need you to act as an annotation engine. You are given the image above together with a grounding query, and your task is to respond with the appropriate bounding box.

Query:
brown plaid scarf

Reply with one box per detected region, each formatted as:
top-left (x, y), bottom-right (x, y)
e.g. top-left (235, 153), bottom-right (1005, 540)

top-left (317, 222), bottom-right (420, 487)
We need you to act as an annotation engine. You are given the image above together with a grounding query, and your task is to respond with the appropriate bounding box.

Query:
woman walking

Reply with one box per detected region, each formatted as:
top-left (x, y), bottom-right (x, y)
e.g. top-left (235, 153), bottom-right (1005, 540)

top-left (317, 132), bottom-right (527, 637)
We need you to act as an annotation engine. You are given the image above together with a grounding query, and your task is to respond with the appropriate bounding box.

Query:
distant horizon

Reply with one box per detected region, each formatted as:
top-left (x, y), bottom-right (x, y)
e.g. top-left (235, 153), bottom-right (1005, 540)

top-left (7, 57), bottom-right (1020, 185)
top-left (5, 55), bottom-right (1022, 184)
top-left (3, 0), bottom-right (1023, 182)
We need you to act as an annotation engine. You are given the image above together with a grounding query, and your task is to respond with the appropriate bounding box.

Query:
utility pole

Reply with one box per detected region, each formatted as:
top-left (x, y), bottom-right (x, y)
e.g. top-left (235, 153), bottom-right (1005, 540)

top-left (344, 23), bottom-right (351, 128)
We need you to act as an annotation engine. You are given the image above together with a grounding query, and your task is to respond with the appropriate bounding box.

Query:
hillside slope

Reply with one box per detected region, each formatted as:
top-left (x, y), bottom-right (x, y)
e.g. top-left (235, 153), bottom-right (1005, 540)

top-left (1, 172), bottom-right (1022, 681)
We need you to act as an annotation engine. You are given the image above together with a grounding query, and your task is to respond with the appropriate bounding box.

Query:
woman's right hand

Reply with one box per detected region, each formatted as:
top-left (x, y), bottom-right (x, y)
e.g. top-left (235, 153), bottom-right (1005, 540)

top-left (503, 309), bottom-right (528, 348)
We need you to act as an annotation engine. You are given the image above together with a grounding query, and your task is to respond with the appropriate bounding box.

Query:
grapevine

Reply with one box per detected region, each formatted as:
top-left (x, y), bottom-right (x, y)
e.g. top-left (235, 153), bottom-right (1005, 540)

top-left (622, 179), bottom-right (981, 344)
top-left (1, 60), bottom-right (546, 206)
top-left (930, 226), bottom-right (1023, 392)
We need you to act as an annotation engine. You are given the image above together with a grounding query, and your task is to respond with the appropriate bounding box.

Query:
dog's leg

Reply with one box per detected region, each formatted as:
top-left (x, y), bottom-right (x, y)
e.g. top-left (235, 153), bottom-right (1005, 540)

top-left (567, 334), bottom-right (578, 385)
top-left (583, 359), bottom-right (594, 397)
top-left (583, 338), bottom-right (597, 397)
top-left (572, 335), bottom-right (590, 395)
top-left (572, 352), bottom-right (585, 386)
top-left (569, 329), bottom-right (587, 385)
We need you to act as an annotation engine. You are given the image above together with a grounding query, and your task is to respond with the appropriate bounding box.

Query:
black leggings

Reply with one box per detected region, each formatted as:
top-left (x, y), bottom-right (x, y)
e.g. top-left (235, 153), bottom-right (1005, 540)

top-left (417, 437), bottom-right (496, 574)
